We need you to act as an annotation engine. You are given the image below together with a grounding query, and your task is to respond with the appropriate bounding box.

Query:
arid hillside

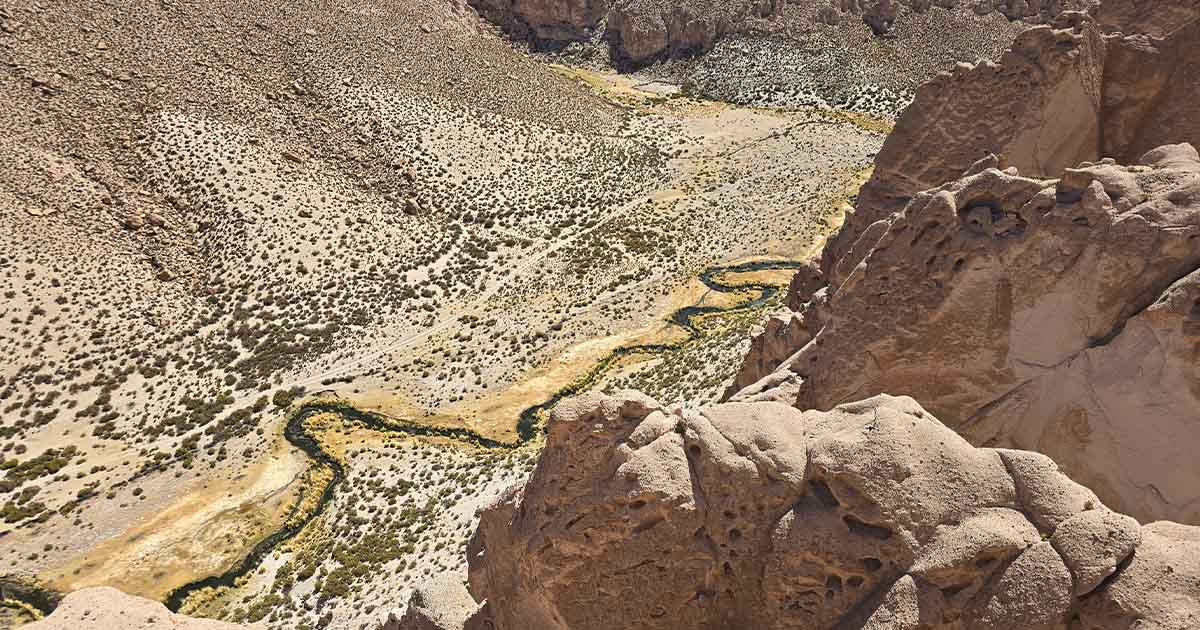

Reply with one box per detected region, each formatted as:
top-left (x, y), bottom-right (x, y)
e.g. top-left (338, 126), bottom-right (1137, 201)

top-left (0, 0), bottom-right (909, 627)
top-left (10, 0), bottom-right (1197, 629)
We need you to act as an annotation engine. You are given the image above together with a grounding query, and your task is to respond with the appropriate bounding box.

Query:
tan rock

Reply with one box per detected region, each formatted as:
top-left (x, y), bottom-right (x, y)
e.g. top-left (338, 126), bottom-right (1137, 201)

top-left (910, 508), bottom-right (1040, 588)
top-left (996, 448), bottom-right (1102, 532)
top-left (723, 311), bottom-right (811, 398)
top-left (389, 575), bottom-right (490, 630)
top-left (972, 541), bottom-right (1073, 630)
top-left (1077, 521), bottom-right (1200, 630)
top-left (467, 393), bottom-right (1174, 630)
top-left (1050, 508), bottom-right (1141, 596)
top-left (24, 586), bottom-right (249, 629)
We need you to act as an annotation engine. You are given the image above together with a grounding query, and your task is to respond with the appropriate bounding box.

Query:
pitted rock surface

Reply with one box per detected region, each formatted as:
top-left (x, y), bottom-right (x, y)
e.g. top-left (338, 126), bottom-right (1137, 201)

top-left (733, 145), bottom-right (1200, 524)
top-left (463, 392), bottom-right (1197, 630)
top-left (823, 10), bottom-right (1200, 287)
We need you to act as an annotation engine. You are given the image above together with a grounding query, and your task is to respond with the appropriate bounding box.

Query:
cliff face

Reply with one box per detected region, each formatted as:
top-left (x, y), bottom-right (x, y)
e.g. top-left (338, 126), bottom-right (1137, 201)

top-left (23, 587), bottom-right (250, 629)
top-left (468, 0), bottom-right (780, 65)
top-left (461, 392), bottom-right (1199, 630)
top-left (737, 145), bottom-right (1200, 524)
top-left (822, 11), bottom-right (1200, 287)
top-left (721, 6), bottom-right (1200, 525)
top-left (467, 0), bottom-right (612, 43)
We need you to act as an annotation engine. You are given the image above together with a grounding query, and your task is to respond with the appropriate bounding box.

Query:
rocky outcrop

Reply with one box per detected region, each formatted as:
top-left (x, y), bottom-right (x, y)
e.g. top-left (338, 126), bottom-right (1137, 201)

top-left (822, 11), bottom-right (1200, 287)
top-left (22, 586), bottom-right (250, 629)
top-left (467, 0), bottom-right (611, 43)
top-left (724, 311), bottom-right (811, 398)
top-left (471, 0), bottom-right (1099, 64)
top-left (607, 0), bottom-right (779, 64)
top-left (464, 392), bottom-right (1198, 630)
top-left (733, 144), bottom-right (1200, 524)
top-left (468, 0), bottom-right (780, 64)
top-left (721, 4), bottom-right (1200, 525)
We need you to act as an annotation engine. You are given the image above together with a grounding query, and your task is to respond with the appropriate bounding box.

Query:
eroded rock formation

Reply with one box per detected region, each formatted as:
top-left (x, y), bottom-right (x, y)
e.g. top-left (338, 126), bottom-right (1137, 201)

top-left (823, 10), bottom-right (1200, 286)
top-left (734, 144), bottom-right (1200, 524)
top-left (460, 392), bottom-right (1199, 630)
top-left (467, 0), bottom-right (612, 43)
top-left (829, 0), bottom-right (1095, 36)
top-left (468, 0), bottom-right (1091, 66)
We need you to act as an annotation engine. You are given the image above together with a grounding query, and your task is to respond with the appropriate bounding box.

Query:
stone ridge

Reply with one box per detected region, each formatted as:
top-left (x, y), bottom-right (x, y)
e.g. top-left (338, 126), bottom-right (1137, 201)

top-left (455, 391), bottom-right (1199, 630)
top-left (467, 0), bottom-right (781, 66)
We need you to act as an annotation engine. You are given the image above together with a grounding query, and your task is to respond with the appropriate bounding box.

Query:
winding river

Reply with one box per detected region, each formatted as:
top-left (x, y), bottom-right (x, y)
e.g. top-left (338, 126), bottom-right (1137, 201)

top-left (9, 260), bottom-right (805, 619)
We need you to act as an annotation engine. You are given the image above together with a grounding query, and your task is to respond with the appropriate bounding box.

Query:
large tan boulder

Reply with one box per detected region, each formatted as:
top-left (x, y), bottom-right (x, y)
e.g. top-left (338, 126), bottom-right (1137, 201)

top-left (733, 145), bottom-right (1200, 524)
top-left (465, 392), bottom-right (1193, 630)
top-left (23, 586), bottom-right (250, 629)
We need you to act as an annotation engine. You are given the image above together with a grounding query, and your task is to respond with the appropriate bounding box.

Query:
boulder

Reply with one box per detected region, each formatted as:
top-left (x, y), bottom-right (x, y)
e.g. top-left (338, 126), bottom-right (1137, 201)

top-left (1077, 520), bottom-right (1200, 630)
top-left (467, 392), bottom-right (1183, 630)
top-left (388, 574), bottom-right (491, 630)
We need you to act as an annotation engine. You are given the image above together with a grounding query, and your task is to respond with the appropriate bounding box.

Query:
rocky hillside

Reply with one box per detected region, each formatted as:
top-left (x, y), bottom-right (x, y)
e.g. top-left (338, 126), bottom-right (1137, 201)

top-left (1, 1), bottom-right (884, 621)
top-left (470, 0), bottom-right (1067, 118)
top-left (13, 1), bottom-right (1200, 629)
top-left (384, 4), bottom-right (1200, 630)
top-left (470, 0), bottom-right (1093, 65)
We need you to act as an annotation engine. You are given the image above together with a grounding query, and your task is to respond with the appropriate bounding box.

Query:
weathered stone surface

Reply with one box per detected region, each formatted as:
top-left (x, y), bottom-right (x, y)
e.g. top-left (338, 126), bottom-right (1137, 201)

top-left (724, 311), bottom-right (811, 398)
top-left (733, 145), bottom-right (1200, 524)
top-left (24, 587), bottom-right (249, 629)
top-left (465, 392), bottom-right (1180, 630)
top-left (784, 258), bottom-right (823, 311)
top-left (821, 11), bottom-right (1200, 289)
top-left (1078, 521), bottom-right (1200, 630)
top-left (470, 0), bottom-right (1093, 67)
top-left (1095, 0), bottom-right (1200, 36)
top-left (972, 541), bottom-right (1073, 630)
top-left (996, 448), bottom-right (1102, 532)
top-left (467, 0), bottom-right (611, 42)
